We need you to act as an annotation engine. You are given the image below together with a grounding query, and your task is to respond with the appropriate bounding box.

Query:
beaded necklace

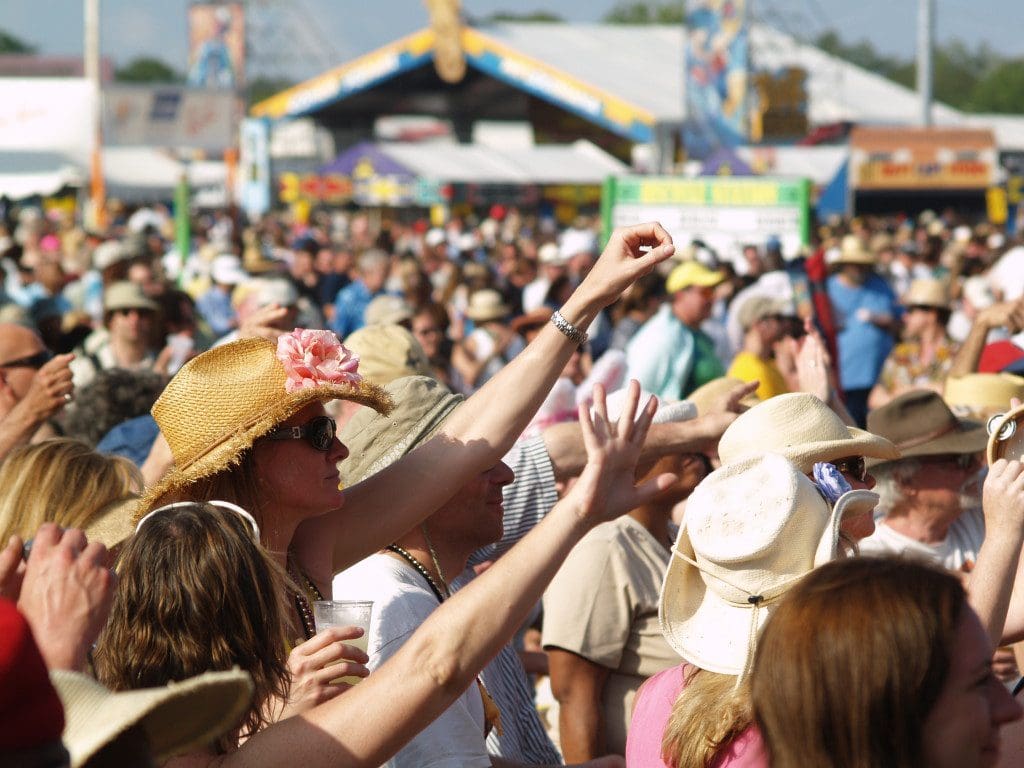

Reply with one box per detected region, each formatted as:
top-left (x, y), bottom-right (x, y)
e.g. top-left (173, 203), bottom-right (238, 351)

top-left (385, 542), bottom-right (503, 736)
top-left (289, 563), bottom-right (324, 641)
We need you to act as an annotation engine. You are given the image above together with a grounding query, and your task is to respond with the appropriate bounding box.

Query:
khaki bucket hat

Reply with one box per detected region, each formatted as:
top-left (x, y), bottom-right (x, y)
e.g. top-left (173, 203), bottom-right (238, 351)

top-left (659, 453), bottom-right (879, 677)
top-left (139, 330), bottom-right (391, 513)
top-left (465, 289), bottom-right (511, 323)
top-left (718, 392), bottom-right (899, 473)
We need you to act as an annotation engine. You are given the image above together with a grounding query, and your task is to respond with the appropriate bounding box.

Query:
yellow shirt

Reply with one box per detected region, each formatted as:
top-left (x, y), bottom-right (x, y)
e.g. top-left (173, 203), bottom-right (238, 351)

top-left (727, 350), bottom-right (789, 400)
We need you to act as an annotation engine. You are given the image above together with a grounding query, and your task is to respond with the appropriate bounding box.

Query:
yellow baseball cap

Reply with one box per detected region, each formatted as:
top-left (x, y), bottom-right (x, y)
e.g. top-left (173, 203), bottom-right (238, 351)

top-left (666, 261), bottom-right (726, 294)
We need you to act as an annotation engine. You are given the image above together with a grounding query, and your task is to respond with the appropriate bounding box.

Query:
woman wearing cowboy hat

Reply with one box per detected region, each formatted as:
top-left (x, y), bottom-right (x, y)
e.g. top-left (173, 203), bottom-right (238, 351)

top-left (136, 224), bottom-right (676, 665)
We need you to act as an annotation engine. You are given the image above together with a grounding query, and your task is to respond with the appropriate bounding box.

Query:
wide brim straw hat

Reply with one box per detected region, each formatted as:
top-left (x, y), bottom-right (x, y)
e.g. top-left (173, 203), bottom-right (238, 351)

top-left (866, 389), bottom-right (988, 467)
top-left (659, 453), bottom-right (879, 676)
top-left (945, 373), bottom-right (1024, 420)
top-left (82, 495), bottom-right (140, 551)
top-left (903, 278), bottom-right (950, 309)
top-left (465, 289), bottom-right (511, 322)
top-left (718, 392), bottom-right (899, 473)
top-left (52, 669), bottom-right (253, 768)
top-left (828, 234), bottom-right (876, 266)
top-left (685, 377), bottom-right (762, 415)
top-left (339, 375), bottom-right (463, 486)
top-left (139, 334), bottom-right (391, 513)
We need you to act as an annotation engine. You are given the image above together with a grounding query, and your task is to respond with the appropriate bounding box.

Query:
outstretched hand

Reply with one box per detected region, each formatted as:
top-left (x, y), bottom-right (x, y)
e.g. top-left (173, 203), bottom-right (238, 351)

top-left (568, 380), bottom-right (678, 525)
top-left (575, 223), bottom-right (675, 309)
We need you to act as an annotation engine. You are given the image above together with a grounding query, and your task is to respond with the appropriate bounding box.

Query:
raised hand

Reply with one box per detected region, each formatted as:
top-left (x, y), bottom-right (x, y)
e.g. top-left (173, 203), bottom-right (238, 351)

top-left (569, 380), bottom-right (678, 525)
top-left (574, 223), bottom-right (675, 310)
top-left (983, 459), bottom-right (1024, 539)
top-left (16, 523), bottom-right (114, 671)
top-left (19, 353), bottom-right (75, 421)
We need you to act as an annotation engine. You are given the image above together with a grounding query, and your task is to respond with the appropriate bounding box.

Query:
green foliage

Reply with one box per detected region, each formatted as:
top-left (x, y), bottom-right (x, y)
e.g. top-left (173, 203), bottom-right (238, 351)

top-left (969, 59), bottom-right (1024, 113)
top-left (247, 77), bottom-right (296, 107)
top-left (482, 10), bottom-right (565, 22)
top-left (0, 28), bottom-right (36, 54)
top-left (603, 1), bottom-right (685, 24)
top-left (115, 57), bottom-right (181, 83)
top-left (814, 29), bottom-right (1024, 115)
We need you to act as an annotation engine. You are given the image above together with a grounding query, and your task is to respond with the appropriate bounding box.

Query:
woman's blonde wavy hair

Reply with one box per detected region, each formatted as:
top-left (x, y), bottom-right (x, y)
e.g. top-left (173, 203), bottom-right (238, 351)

top-left (0, 438), bottom-right (141, 544)
top-left (661, 666), bottom-right (752, 768)
top-left (94, 502), bottom-right (290, 752)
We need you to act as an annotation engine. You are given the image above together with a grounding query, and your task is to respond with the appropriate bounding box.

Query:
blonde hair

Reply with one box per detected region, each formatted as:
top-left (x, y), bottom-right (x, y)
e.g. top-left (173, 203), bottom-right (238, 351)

top-left (0, 438), bottom-right (142, 543)
top-left (661, 667), bottom-right (752, 768)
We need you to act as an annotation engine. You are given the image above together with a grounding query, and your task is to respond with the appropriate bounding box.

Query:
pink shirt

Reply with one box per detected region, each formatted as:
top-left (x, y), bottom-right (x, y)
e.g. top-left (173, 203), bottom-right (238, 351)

top-left (626, 665), bottom-right (768, 768)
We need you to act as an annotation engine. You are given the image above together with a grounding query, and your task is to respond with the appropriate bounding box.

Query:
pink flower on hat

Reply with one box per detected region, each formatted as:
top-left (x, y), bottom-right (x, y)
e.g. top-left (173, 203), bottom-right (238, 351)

top-left (276, 329), bottom-right (361, 393)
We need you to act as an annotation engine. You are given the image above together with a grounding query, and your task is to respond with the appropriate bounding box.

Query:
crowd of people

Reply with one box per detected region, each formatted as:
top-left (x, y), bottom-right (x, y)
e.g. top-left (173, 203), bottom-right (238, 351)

top-left (2, 199), bottom-right (1024, 767)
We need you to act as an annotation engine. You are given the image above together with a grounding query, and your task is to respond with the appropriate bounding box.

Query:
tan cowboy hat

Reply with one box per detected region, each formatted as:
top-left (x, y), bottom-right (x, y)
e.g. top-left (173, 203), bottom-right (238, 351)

top-left (339, 375), bottom-right (463, 486)
top-left (685, 377), bottom-right (759, 416)
top-left (659, 453), bottom-right (878, 676)
top-left (945, 373), bottom-right (1024, 420)
top-left (343, 324), bottom-right (433, 386)
top-left (363, 295), bottom-right (413, 327)
top-left (866, 390), bottom-right (987, 467)
top-left (139, 333), bottom-right (391, 513)
top-left (903, 278), bottom-right (950, 310)
top-left (103, 281), bottom-right (158, 314)
top-left (828, 234), bottom-right (876, 266)
top-left (52, 669), bottom-right (253, 768)
top-left (718, 392), bottom-right (899, 473)
top-left (465, 289), bottom-right (511, 323)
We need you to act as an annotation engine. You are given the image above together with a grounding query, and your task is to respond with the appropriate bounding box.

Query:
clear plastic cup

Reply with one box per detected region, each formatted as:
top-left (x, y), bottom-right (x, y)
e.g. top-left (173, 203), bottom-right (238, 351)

top-left (312, 600), bottom-right (373, 685)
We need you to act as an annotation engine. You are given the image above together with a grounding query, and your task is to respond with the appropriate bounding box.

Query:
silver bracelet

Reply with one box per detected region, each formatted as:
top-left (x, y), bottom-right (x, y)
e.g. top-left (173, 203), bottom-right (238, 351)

top-left (550, 310), bottom-right (589, 346)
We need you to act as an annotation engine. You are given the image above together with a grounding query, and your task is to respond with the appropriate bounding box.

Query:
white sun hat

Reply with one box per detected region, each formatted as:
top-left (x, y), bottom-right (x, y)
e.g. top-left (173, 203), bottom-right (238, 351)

top-left (659, 453), bottom-right (878, 677)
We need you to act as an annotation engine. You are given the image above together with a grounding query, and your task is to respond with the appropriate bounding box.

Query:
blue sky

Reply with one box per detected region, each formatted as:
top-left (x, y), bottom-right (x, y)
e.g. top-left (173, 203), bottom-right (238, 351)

top-left (3, 0), bottom-right (1023, 81)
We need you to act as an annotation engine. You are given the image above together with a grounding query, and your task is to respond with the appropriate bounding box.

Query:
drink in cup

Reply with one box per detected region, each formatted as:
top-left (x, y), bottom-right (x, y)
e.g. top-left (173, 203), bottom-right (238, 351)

top-left (312, 600), bottom-right (373, 685)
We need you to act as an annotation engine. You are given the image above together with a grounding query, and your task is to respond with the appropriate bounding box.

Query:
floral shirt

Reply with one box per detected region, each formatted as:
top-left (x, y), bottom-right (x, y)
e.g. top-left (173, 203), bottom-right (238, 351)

top-left (876, 336), bottom-right (957, 395)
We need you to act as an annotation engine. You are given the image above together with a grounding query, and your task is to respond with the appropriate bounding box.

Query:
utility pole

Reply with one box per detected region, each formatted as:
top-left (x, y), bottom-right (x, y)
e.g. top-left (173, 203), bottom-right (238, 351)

top-left (84, 0), bottom-right (106, 229)
top-left (917, 0), bottom-right (934, 127)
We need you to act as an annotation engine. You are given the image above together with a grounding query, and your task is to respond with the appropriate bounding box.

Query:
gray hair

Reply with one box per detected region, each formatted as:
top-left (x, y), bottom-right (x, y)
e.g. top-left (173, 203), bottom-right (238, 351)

top-left (870, 459), bottom-right (922, 517)
top-left (357, 248), bottom-right (390, 273)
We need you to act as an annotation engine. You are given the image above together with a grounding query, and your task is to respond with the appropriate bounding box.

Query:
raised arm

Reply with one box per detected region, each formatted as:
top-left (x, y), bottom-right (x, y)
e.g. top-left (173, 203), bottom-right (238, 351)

top-left (948, 299), bottom-right (1024, 378)
top-left (318, 224), bottom-right (675, 573)
top-left (214, 383), bottom-right (676, 768)
top-left (967, 459), bottom-right (1024, 645)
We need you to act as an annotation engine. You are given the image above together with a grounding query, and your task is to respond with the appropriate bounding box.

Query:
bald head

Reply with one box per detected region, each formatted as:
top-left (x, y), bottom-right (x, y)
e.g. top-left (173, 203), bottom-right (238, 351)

top-left (0, 323), bottom-right (46, 400)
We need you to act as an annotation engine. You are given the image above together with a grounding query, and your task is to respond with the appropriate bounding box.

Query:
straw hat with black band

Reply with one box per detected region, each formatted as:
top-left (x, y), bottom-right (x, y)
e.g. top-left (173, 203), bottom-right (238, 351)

top-left (718, 392), bottom-right (899, 473)
top-left (138, 333), bottom-right (391, 514)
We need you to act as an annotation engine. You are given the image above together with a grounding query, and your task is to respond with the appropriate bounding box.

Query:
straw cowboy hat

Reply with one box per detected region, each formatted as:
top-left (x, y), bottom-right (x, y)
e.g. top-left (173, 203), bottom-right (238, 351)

top-left (718, 392), bottom-right (899, 473)
top-left (828, 234), bottom-right (876, 266)
top-left (52, 669), bottom-right (253, 768)
top-left (139, 332), bottom-right (391, 513)
top-left (866, 389), bottom-right (987, 467)
top-left (660, 453), bottom-right (879, 677)
top-left (903, 278), bottom-right (950, 310)
top-left (684, 376), bottom-right (759, 416)
top-left (465, 290), bottom-right (511, 323)
top-left (945, 373), bottom-right (1024, 420)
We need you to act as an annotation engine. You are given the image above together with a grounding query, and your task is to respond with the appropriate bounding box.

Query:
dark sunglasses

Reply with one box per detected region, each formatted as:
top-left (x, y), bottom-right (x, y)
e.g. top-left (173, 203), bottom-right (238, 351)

top-left (0, 349), bottom-right (53, 369)
top-left (265, 415), bottom-right (337, 452)
top-left (830, 456), bottom-right (868, 483)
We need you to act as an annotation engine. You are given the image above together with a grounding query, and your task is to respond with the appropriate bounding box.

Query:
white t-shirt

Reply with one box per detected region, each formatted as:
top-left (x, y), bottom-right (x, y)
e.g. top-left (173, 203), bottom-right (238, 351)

top-left (333, 554), bottom-right (489, 768)
top-left (859, 506), bottom-right (985, 571)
